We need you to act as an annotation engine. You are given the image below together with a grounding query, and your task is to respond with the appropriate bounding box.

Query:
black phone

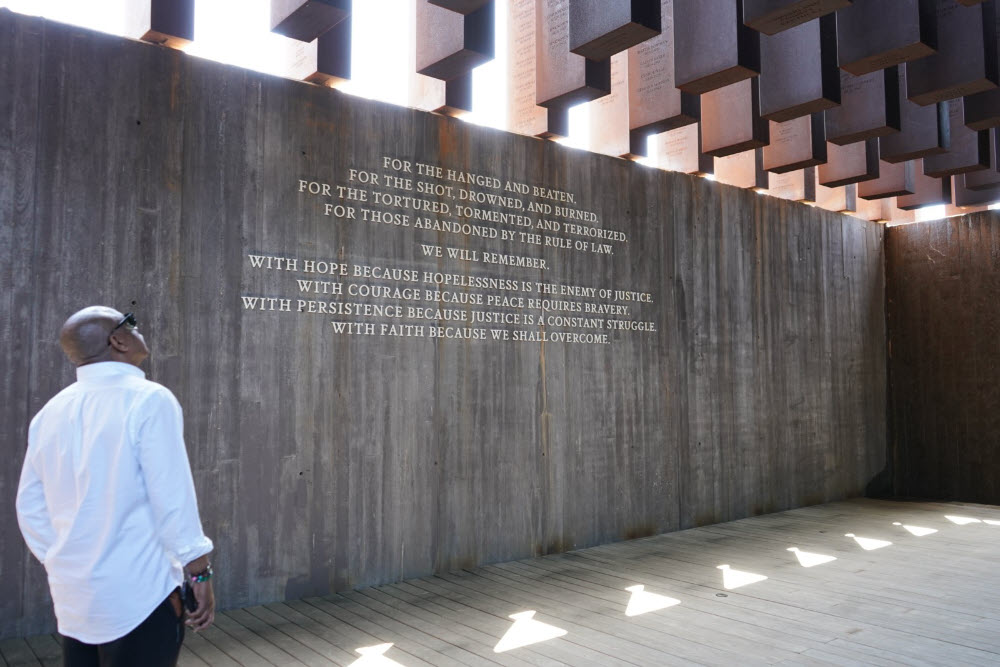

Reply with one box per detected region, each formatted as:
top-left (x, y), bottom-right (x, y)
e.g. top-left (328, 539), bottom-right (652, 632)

top-left (182, 581), bottom-right (199, 613)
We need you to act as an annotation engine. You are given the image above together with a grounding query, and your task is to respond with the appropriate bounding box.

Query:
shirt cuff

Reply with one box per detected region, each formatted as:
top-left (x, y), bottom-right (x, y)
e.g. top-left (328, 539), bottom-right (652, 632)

top-left (172, 536), bottom-right (214, 567)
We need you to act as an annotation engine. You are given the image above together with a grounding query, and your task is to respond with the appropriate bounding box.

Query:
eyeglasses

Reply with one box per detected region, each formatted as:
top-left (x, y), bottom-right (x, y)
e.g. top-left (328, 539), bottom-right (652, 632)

top-left (108, 312), bottom-right (137, 346)
top-left (112, 312), bottom-right (137, 332)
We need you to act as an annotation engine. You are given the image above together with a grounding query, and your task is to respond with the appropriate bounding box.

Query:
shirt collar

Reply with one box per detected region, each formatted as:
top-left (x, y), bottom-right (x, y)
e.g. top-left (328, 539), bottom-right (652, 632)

top-left (76, 361), bottom-right (146, 382)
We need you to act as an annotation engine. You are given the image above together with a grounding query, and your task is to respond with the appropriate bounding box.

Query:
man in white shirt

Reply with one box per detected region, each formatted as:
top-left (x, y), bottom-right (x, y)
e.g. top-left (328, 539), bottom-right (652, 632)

top-left (16, 306), bottom-right (216, 666)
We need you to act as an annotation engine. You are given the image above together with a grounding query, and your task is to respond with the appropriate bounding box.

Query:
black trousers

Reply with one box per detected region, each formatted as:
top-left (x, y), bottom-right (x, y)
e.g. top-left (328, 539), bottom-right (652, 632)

top-left (62, 589), bottom-right (184, 667)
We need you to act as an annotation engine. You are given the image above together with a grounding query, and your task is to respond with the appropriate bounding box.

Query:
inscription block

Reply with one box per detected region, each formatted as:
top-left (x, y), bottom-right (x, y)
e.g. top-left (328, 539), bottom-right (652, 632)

top-left (429, 0), bottom-right (491, 13)
top-left (270, 0), bottom-right (350, 42)
top-left (952, 175), bottom-right (1000, 206)
top-left (963, 9), bottom-right (1000, 130)
top-left (923, 100), bottom-right (991, 177)
top-left (940, 203), bottom-right (989, 217)
top-left (813, 172), bottom-right (855, 211)
top-left (416, 0), bottom-right (494, 80)
top-left (743, 0), bottom-right (851, 35)
top-left (964, 129), bottom-right (1000, 190)
top-left (896, 170), bottom-right (951, 209)
top-left (880, 65), bottom-right (948, 163)
top-left (907, 0), bottom-right (999, 105)
top-left (882, 200), bottom-right (916, 224)
top-left (537, 0), bottom-right (611, 107)
top-left (628, 0), bottom-right (699, 136)
top-left (506, 0), bottom-right (548, 136)
top-left (850, 191), bottom-right (882, 220)
top-left (858, 160), bottom-right (916, 199)
top-left (543, 107), bottom-right (571, 139)
top-left (408, 0), bottom-right (447, 112)
top-left (964, 90), bottom-right (1000, 130)
top-left (766, 167), bottom-right (817, 202)
top-left (826, 68), bottom-right (901, 145)
top-left (274, 16), bottom-right (351, 86)
top-left (762, 113), bottom-right (827, 173)
top-left (627, 130), bottom-right (652, 158)
top-left (701, 78), bottom-right (770, 157)
top-left (569, 0), bottom-right (661, 61)
top-left (818, 139), bottom-right (879, 187)
top-left (654, 124), bottom-right (713, 174)
top-left (303, 15), bottom-right (351, 87)
top-left (759, 15), bottom-right (839, 122)
top-left (436, 72), bottom-right (474, 116)
top-left (674, 0), bottom-right (760, 94)
top-left (408, 71), bottom-right (446, 111)
top-left (836, 0), bottom-right (936, 75)
top-left (714, 149), bottom-right (768, 189)
top-left (589, 53), bottom-right (632, 157)
top-left (125, 0), bottom-right (195, 48)
top-left (276, 37), bottom-right (321, 81)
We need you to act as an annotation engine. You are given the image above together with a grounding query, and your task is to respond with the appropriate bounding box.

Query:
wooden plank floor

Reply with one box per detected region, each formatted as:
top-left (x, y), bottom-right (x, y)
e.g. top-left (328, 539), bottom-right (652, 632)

top-left (4, 498), bottom-right (1000, 666)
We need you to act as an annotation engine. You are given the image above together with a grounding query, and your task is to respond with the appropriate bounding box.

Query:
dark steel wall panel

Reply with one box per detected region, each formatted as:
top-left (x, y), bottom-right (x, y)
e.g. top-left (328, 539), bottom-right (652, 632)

top-left (0, 10), bottom-right (887, 638)
top-left (886, 213), bottom-right (1000, 504)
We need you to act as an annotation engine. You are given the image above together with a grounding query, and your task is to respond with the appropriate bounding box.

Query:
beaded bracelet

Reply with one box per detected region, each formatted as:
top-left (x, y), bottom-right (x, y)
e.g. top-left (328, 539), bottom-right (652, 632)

top-left (189, 564), bottom-right (213, 583)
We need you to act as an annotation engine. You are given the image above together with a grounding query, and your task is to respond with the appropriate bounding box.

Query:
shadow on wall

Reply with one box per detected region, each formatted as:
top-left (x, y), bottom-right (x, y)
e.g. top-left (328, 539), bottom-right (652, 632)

top-left (865, 466), bottom-right (893, 498)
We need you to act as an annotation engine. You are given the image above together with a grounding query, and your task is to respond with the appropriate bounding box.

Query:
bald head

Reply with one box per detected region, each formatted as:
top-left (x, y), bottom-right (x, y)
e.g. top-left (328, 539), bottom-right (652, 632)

top-left (60, 306), bottom-right (148, 368)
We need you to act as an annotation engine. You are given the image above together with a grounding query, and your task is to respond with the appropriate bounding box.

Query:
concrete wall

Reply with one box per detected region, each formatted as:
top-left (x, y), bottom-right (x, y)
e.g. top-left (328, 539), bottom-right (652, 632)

top-left (886, 213), bottom-right (1000, 504)
top-left (0, 10), bottom-right (887, 638)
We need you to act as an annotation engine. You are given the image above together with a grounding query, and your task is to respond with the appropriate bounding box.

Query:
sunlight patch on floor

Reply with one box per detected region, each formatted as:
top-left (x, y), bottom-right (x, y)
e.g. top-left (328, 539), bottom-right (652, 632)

top-left (717, 564), bottom-right (768, 589)
top-left (845, 533), bottom-right (892, 550)
top-left (787, 547), bottom-right (837, 567)
top-left (892, 522), bottom-right (937, 536)
top-left (494, 611), bottom-right (568, 653)
top-left (945, 515), bottom-right (982, 525)
top-left (349, 643), bottom-right (407, 666)
top-left (624, 585), bottom-right (681, 616)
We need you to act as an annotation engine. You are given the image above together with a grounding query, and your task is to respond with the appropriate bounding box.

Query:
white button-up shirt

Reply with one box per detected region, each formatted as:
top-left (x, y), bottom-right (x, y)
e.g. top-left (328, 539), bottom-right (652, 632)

top-left (16, 361), bottom-right (213, 644)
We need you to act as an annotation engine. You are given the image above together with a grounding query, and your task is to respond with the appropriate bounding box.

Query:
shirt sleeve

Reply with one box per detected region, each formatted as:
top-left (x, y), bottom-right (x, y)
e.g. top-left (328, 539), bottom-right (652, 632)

top-left (16, 421), bottom-right (56, 564)
top-left (133, 386), bottom-right (213, 567)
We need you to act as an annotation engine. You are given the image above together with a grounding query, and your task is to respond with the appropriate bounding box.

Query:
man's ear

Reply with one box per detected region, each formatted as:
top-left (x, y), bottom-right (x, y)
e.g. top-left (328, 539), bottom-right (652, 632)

top-left (108, 332), bottom-right (130, 353)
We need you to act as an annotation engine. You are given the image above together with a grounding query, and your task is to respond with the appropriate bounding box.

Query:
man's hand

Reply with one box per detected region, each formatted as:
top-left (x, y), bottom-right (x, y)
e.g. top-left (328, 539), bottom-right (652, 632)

top-left (184, 554), bottom-right (215, 632)
top-left (185, 579), bottom-right (215, 632)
